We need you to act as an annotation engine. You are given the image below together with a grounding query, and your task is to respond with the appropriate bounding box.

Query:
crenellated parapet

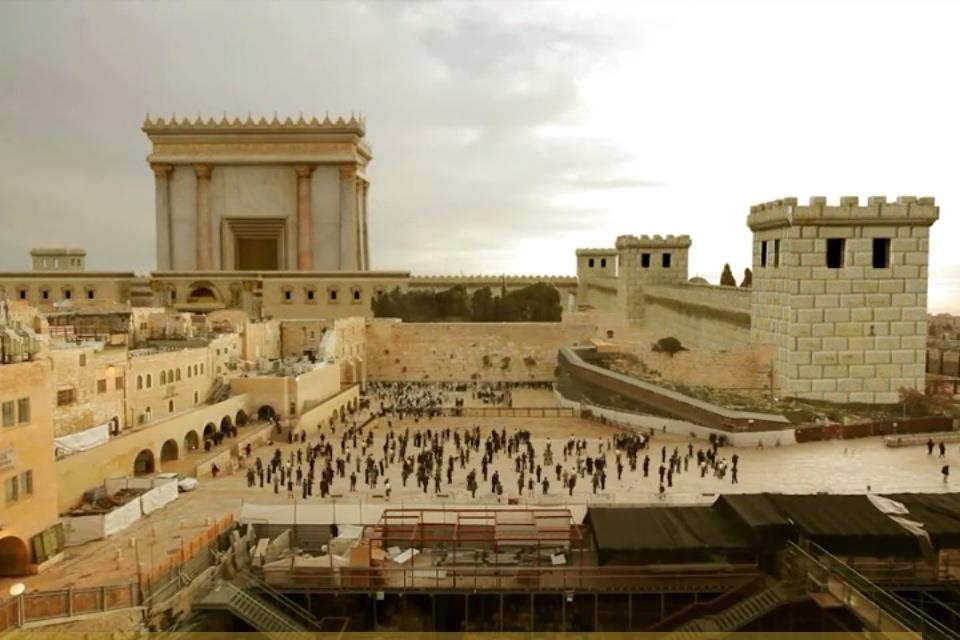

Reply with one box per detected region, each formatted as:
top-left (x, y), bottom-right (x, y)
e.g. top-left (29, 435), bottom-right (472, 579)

top-left (747, 196), bottom-right (938, 231)
top-left (575, 248), bottom-right (619, 257)
top-left (615, 234), bottom-right (693, 250)
top-left (142, 112), bottom-right (366, 136)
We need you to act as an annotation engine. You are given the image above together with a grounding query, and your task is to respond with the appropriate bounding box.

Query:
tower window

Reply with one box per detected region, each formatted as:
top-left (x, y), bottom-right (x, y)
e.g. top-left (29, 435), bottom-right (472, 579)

top-left (773, 239), bottom-right (780, 268)
top-left (18, 289), bottom-right (26, 300)
top-left (872, 238), bottom-right (891, 269)
top-left (329, 288), bottom-right (338, 302)
top-left (826, 238), bottom-right (845, 269)
top-left (588, 258), bottom-right (595, 268)
top-left (760, 241), bottom-right (768, 267)
top-left (662, 253), bottom-right (672, 268)
top-left (306, 289), bottom-right (315, 301)
top-left (641, 253), bottom-right (651, 268)
top-left (600, 258), bottom-right (607, 268)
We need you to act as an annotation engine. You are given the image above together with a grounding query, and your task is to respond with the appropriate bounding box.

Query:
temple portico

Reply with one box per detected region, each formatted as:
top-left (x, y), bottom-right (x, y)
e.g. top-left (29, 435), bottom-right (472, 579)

top-left (143, 114), bottom-right (371, 272)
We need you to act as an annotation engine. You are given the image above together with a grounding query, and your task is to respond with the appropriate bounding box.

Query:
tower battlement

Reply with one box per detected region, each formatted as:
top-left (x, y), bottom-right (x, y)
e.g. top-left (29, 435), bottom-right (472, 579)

top-left (575, 248), bottom-right (619, 257)
top-left (747, 195), bottom-right (938, 231)
top-left (614, 234), bottom-right (692, 250)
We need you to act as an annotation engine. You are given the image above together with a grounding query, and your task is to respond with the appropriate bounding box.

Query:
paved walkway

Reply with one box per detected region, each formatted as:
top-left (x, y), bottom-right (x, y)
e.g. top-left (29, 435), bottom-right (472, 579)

top-left (6, 408), bottom-right (958, 596)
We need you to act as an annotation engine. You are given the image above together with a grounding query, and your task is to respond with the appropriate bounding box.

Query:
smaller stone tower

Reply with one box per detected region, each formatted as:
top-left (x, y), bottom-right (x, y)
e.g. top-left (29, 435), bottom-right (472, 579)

top-left (614, 234), bottom-right (692, 325)
top-left (575, 248), bottom-right (619, 312)
top-left (747, 196), bottom-right (938, 403)
top-left (30, 248), bottom-right (86, 272)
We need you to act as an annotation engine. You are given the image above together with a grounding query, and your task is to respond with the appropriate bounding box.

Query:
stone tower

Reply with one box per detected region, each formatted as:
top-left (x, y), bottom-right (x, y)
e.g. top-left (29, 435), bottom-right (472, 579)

top-left (575, 248), bottom-right (619, 312)
top-left (747, 196), bottom-right (938, 404)
top-left (614, 234), bottom-right (691, 325)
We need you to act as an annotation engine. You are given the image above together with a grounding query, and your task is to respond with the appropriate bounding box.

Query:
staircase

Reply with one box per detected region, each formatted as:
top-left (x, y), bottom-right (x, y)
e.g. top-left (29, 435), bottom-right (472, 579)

top-left (666, 580), bottom-right (807, 639)
top-left (195, 581), bottom-right (312, 635)
top-left (206, 379), bottom-right (231, 405)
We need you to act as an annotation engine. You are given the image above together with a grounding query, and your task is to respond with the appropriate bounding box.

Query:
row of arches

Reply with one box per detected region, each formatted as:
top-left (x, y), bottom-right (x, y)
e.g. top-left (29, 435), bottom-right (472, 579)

top-left (132, 408), bottom-right (256, 476)
top-left (135, 363), bottom-right (205, 391)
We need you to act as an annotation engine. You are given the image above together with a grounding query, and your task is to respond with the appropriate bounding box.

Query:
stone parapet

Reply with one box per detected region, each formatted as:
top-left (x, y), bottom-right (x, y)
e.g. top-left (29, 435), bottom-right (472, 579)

top-left (747, 196), bottom-right (939, 230)
top-left (575, 248), bottom-right (619, 257)
top-left (615, 234), bottom-right (692, 250)
top-left (142, 113), bottom-right (365, 135)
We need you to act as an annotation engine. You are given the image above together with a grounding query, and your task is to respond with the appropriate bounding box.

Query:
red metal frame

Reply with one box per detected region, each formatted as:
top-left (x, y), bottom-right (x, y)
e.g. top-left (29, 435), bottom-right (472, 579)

top-left (365, 507), bottom-right (584, 588)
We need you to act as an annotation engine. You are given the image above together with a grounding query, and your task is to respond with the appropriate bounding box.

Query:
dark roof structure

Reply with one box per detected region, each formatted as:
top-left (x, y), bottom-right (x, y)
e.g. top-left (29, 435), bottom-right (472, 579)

top-left (884, 493), bottom-right (960, 549)
top-left (586, 506), bottom-right (754, 564)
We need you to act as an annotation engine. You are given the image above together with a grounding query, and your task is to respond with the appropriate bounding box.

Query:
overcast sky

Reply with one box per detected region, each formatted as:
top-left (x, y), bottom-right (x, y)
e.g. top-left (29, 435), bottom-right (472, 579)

top-left (1, 0), bottom-right (958, 313)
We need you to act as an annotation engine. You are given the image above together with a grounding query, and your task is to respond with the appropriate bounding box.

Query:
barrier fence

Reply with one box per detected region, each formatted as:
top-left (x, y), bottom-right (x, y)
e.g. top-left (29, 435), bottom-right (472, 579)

top-left (0, 514), bottom-right (234, 631)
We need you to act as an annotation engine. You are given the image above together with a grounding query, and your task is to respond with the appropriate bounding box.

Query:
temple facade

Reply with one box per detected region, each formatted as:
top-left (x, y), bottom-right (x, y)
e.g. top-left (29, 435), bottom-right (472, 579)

top-left (143, 114), bottom-right (371, 272)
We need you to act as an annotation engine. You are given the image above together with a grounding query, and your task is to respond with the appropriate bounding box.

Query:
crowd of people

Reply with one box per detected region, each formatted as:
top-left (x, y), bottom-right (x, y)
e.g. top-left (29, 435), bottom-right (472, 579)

top-left (239, 383), bottom-right (745, 502)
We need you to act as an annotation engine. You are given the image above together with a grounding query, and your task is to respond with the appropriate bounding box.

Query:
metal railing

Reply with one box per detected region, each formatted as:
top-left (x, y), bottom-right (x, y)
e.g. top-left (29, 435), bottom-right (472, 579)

top-left (236, 568), bottom-right (323, 630)
top-left (259, 563), bottom-right (762, 593)
top-left (784, 539), bottom-right (958, 639)
top-left (0, 583), bottom-right (141, 631)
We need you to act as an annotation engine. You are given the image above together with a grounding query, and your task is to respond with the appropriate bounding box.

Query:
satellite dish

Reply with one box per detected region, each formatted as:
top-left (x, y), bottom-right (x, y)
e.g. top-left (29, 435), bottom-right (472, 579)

top-left (9, 583), bottom-right (25, 597)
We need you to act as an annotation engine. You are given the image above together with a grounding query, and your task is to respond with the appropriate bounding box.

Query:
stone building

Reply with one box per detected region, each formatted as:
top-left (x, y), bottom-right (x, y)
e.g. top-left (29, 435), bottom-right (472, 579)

top-left (143, 114), bottom-right (371, 272)
top-left (30, 248), bottom-right (86, 272)
top-left (0, 324), bottom-right (60, 577)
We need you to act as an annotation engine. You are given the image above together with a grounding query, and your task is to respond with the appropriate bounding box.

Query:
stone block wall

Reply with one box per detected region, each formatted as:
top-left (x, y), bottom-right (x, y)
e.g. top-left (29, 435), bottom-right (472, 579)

top-left (614, 234), bottom-right (691, 326)
top-left (748, 196), bottom-right (938, 403)
top-left (365, 319), bottom-right (597, 382)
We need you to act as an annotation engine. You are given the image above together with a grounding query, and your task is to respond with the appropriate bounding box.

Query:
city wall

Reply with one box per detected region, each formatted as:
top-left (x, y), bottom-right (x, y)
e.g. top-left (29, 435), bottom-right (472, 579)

top-left (641, 283), bottom-right (753, 352)
top-left (365, 319), bottom-right (598, 382)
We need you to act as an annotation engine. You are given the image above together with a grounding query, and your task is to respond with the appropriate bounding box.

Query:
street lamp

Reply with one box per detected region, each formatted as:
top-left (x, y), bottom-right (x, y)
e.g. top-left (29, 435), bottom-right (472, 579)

top-left (9, 583), bottom-right (24, 597)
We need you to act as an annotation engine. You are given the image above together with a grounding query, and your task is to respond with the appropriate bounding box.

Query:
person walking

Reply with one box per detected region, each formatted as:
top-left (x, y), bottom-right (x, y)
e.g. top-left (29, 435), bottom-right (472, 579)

top-left (927, 438), bottom-right (935, 455)
top-left (940, 442), bottom-right (947, 458)
top-left (943, 465), bottom-right (950, 484)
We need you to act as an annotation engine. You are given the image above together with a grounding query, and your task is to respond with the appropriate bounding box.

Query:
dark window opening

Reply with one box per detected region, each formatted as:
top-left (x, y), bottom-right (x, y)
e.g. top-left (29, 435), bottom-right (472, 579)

top-left (872, 238), bottom-right (891, 269)
top-left (86, 289), bottom-right (94, 300)
top-left (826, 238), bottom-right (845, 269)
top-left (329, 289), bottom-right (338, 301)
top-left (600, 258), bottom-right (607, 268)
top-left (353, 289), bottom-right (361, 301)
top-left (760, 241), bottom-right (768, 267)
top-left (662, 253), bottom-right (672, 268)
top-left (18, 290), bottom-right (26, 300)
top-left (773, 239), bottom-right (780, 268)
top-left (64, 290), bottom-right (71, 300)
top-left (641, 253), bottom-right (651, 268)
top-left (283, 290), bottom-right (292, 301)
top-left (307, 290), bottom-right (315, 301)
top-left (588, 258), bottom-right (595, 268)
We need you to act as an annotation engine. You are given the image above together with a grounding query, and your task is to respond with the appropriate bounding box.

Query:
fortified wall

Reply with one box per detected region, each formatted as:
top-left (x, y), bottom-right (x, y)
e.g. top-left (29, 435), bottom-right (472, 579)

top-left (576, 195), bottom-right (939, 404)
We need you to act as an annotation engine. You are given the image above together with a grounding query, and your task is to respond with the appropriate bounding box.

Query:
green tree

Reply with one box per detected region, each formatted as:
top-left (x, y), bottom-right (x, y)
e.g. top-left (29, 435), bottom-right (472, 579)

top-left (740, 268), bottom-right (753, 288)
top-left (470, 287), bottom-right (497, 322)
top-left (720, 264), bottom-right (736, 287)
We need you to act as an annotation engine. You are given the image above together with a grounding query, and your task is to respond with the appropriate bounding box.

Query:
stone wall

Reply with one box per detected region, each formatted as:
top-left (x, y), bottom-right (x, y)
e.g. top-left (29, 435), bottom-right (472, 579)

top-left (50, 345), bottom-right (126, 437)
top-left (620, 333), bottom-right (773, 392)
top-left (365, 319), bottom-right (597, 382)
top-left (642, 283), bottom-right (752, 351)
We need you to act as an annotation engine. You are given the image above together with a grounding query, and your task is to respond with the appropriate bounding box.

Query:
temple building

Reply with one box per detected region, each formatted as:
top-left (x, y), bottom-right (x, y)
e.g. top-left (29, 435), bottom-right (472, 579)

top-left (143, 114), bottom-right (371, 272)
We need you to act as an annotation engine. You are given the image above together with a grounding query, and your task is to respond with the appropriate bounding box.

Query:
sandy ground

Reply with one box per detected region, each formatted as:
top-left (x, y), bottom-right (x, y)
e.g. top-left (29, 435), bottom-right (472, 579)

top-left (5, 386), bottom-right (958, 597)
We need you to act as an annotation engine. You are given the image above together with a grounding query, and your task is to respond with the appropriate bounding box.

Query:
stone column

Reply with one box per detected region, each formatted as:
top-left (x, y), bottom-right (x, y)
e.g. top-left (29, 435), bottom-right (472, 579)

top-left (339, 165), bottom-right (357, 270)
top-left (151, 164), bottom-right (174, 270)
top-left (361, 180), bottom-right (370, 270)
top-left (194, 165), bottom-right (213, 270)
top-left (295, 165), bottom-right (315, 270)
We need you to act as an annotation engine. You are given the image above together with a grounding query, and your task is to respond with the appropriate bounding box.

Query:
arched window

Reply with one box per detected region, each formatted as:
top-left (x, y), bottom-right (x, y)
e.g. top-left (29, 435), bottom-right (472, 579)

top-left (168, 369), bottom-right (174, 383)
top-left (137, 375), bottom-right (143, 390)
top-left (160, 371), bottom-right (166, 385)
top-left (146, 374), bottom-right (152, 388)
top-left (168, 400), bottom-right (174, 413)
top-left (187, 367), bottom-right (192, 379)
top-left (175, 369), bottom-right (181, 382)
